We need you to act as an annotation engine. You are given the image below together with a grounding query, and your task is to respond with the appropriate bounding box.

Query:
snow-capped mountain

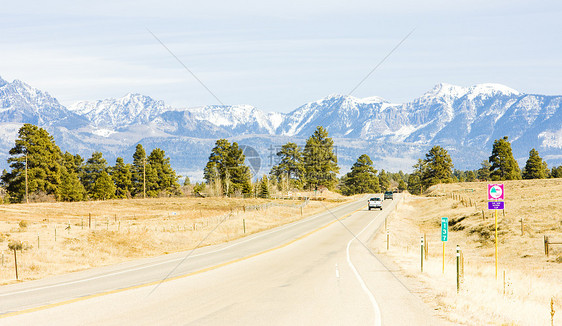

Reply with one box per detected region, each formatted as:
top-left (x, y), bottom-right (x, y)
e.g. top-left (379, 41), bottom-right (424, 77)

top-left (0, 75), bottom-right (560, 180)
top-left (69, 93), bottom-right (169, 129)
top-left (0, 77), bottom-right (86, 128)
top-left (151, 105), bottom-right (285, 137)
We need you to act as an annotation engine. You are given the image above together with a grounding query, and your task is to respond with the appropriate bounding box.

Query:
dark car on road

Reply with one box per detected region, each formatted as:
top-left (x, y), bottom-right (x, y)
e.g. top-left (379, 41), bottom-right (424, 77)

top-left (384, 191), bottom-right (393, 200)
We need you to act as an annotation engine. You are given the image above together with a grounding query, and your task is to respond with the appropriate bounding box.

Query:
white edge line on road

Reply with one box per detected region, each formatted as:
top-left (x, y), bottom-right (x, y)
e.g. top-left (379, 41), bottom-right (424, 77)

top-left (0, 198), bottom-right (364, 297)
top-left (0, 201), bottom-right (367, 319)
top-left (346, 212), bottom-right (382, 326)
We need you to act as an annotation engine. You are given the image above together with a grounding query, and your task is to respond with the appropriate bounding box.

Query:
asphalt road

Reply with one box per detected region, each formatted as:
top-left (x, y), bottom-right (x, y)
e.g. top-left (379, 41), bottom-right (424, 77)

top-left (0, 195), bottom-right (448, 325)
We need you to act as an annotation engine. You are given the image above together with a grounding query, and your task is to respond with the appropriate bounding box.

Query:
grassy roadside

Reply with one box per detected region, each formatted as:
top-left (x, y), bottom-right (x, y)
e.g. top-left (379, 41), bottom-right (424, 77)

top-left (371, 179), bottom-right (562, 326)
top-left (0, 193), bottom-right (356, 285)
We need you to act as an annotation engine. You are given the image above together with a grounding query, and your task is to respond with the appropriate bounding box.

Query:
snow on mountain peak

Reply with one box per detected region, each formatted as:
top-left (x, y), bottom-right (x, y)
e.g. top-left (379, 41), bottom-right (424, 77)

top-left (423, 83), bottom-right (468, 99)
top-left (466, 83), bottom-right (520, 97)
top-left (188, 104), bottom-right (284, 134)
top-left (69, 93), bottom-right (168, 129)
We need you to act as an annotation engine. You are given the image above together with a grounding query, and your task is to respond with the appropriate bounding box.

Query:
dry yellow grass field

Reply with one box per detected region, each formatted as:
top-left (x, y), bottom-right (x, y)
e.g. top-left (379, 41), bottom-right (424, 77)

top-left (0, 193), bottom-right (354, 285)
top-left (372, 179), bottom-right (562, 326)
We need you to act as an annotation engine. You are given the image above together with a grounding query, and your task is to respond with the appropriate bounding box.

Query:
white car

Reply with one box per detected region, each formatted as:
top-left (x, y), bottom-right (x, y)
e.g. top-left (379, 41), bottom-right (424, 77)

top-left (368, 197), bottom-right (383, 210)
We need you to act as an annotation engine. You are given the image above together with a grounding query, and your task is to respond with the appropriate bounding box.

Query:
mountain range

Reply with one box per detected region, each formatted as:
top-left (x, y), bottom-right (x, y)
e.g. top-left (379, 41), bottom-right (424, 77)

top-left (0, 76), bottom-right (560, 181)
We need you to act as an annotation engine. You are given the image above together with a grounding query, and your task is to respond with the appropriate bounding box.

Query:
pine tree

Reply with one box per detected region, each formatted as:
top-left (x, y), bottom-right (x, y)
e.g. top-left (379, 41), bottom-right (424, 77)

top-left (552, 166), bottom-right (562, 178)
top-left (91, 171), bottom-right (115, 200)
top-left (341, 154), bottom-right (380, 195)
top-left (397, 179), bottom-right (407, 191)
top-left (183, 176), bottom-right (191, 186)
top-left (147, 148), bottom-right (180, 196)
top-left (204, 139), bottom-right (252, 196)
top-left (421, 145), bottom-right (454, 189)
top-left (61, 151), bottom-right (83, 174)
top-left (303, 126), bottom-right (339, 190)
top-left (204, 139), bottom-right (230, 187)
top-left (57, 167), bottom-right (86, 202)
top-left (378, 169), bottom-right (391, 191)
top-left (258, 175), bottom-right (270, 198)
top-left (225, 142), bottom-right (252, 196)
top-left (111, 157), bottom-right (132, 198)
top-left (270, 142), bottom-right (305, 190)
top-left (522, 148), bottom-right (547, 179)
top-left (131, 144), bottom-right (147, 197)
top-left (81, 152), bottom-right (109, 196)
top-left (407, 159), bottom-right (425, 195)
top-left (489, 136), bottom-right (521, 181)
top-left (2, 124), bottom-right (63, 202)
top-left (477, 160), bottom-right (491, 181)
top-left (465, 170), bottom-right (476, 182)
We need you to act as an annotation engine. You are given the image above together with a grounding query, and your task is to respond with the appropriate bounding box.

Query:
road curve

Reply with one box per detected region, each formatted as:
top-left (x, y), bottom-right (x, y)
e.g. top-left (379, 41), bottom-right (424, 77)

top-left (0, 195), bottom-right (447, 325)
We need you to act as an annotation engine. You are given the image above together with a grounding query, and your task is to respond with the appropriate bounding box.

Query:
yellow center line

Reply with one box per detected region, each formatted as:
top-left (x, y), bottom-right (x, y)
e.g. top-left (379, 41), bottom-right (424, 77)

top-left (0, 204), bottom-right (366, 319)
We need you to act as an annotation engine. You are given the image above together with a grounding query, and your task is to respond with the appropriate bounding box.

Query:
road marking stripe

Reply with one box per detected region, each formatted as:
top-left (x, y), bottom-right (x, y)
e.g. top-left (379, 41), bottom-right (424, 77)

top-left (0, 199), bottom-right (362, 297)
top-left (346, 212), bottom-right (383, 326)
top-left (0, 203), bottom-right (366, 319)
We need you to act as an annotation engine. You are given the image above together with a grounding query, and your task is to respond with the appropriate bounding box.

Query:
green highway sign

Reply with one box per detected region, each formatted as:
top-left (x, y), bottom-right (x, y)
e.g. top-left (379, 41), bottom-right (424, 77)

top-left (441, 217), bottom-right (448, 242)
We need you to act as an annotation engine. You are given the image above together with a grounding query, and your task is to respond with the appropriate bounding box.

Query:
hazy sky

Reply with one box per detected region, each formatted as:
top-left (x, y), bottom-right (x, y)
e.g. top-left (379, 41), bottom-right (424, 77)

top-left (1, 0), bottom-right (561, 112)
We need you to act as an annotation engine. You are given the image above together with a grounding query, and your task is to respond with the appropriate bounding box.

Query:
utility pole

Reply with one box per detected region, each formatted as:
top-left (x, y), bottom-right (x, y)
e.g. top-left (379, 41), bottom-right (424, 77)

top-left (143, 157), bottom-right (146, 199)
top-left (25, 153), bottom-right (29, 204)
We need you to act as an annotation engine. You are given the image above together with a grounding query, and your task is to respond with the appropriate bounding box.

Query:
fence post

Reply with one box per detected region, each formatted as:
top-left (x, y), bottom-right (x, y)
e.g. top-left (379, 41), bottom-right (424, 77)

top-left (551, 297), bottom-right (556, 326)
top-left (503, 270), bottom-right (506, 296)
top-left (243, 219), bottom-right (246, 234)
top-left (424, 233), bottom-right (428, 260)
top-left (544, 236), bottom-right (549, 257)
top-left (456, 245), bottom-right (460, 293)
top-left (520, 218), bottom-right (524, 236)
top-left (13, 249), bottom-right (18, 280)
top-left (420, 236), bottom-right (424, 273)
top-left (386, 227), bottom-right (389, 251)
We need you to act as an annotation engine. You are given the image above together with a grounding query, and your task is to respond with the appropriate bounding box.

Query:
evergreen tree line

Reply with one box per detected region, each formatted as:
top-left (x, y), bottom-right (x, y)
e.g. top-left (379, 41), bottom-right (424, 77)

top-left (1, 124), bottom-right (180, 203)
top-left (269, 126), bottom-right (340, 192)
top-left (201, 126), bottom-right (340, 197)
top-left (406, 136), bottom-right (562, 195)
top-left (339, 154), bottom-right (407, 196)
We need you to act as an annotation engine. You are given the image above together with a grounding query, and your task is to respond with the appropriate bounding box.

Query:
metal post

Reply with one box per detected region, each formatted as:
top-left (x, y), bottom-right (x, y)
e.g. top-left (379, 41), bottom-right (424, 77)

top-left (13, 249), bottom-right (18, 280)
top-left (503, 270), bottom-right (506, 296)
top-left (421, 236), bottom-right (424, 273)
top-left (495, 208), bottom-right (498, 279)
top-left (551, 297), bottom-right (555, 326)
top-left (386, 227), bottom-right (389, 251)
top-left (243, 219), bottom-right (246, 234)
top-left (456, 245), bottom-right (460, 293)
top-left (442, 242), bottom-right (445, 274)
top-left (424, 233), bottom-right (428, 260)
